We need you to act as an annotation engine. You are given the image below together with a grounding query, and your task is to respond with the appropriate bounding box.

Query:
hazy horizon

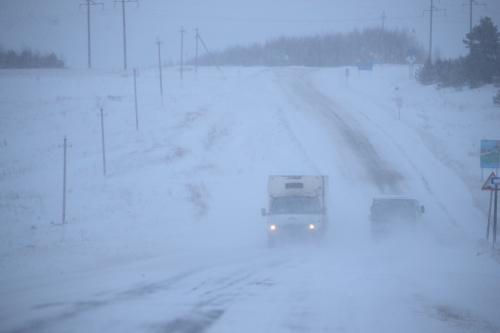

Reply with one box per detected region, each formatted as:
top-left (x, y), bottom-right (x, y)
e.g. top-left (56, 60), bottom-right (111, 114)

top-left (1, 0), bottom-right (499, 69)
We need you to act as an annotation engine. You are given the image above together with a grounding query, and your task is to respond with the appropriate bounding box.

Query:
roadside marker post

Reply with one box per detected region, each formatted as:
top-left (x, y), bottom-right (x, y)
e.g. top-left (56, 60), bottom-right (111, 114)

top-left (482, 173), bottom-right (499, 247)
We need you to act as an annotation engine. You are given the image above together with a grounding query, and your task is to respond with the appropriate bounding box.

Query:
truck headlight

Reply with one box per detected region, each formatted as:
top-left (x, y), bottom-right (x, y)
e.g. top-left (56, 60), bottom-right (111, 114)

top-left (309, 224), bottom-right (315, 229)
top-left (270, 225), bottom-right (276, 231)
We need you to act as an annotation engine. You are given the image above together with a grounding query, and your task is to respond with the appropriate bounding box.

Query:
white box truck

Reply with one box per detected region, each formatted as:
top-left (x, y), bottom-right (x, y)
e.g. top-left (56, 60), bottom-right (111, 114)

top-left (261, 175), bottom-right (329, 247)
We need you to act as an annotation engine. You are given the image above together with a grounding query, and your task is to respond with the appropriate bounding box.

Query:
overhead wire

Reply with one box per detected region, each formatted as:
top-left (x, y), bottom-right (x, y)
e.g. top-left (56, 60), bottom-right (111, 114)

top-left (1, 3), bottom-right (496, 30)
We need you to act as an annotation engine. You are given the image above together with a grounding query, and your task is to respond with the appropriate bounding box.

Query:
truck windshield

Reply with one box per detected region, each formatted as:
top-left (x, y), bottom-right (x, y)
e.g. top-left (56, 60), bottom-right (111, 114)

top-left (372, 199), bottom-right (416, 220)
top-left (270, 196), bottom-right (322, 214)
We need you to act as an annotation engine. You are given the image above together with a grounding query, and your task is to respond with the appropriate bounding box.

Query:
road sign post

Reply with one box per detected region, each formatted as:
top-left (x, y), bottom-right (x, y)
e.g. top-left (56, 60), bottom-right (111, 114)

top-left (493, 177), bottom-right (499, 248)
top-left (345, 68), bottom-right (350, 87)
top-left (406, 48), bottom-right (416, 80)
top-left (396, 97), bottom-right (402, 120)
top-left (482, 173), bottom-right (499, 247)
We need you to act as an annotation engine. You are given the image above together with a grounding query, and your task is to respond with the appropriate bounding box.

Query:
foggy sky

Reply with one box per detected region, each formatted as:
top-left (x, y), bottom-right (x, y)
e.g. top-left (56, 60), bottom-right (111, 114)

top-left (1, 0), bottom-right (499, 69)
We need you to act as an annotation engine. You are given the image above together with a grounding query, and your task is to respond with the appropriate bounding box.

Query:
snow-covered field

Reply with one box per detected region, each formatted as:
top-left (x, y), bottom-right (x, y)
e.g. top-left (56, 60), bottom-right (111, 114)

top-left (1, 65), bottom-right (499, 332)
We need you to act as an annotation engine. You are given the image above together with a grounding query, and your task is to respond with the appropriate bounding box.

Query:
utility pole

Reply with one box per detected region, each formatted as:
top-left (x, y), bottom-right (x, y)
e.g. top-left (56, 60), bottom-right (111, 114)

top-left (62, 136), bottom-right (67, 224)
top-left (462, 0), bottom-right (486, 34)
top-left (179, 26), bottom-right (186, 79)
top-left (114, 0), bottom-right (138, 70)
top-left (122, 0), bottom-right (127, 69)
top-left (381, 10), bottom-right (387, 65)
top-left (60, 136), bottom-right (71, 225)
top-left (469, 0), bottom-right (472, 33)
top-left (424, 0), bottom-right (445, 62)
top-left (87, 1), bottom-right (92, 69)
top-left (133, 68), bottom-right (138, 130)
top-left (79, 1), bottom-right (103, 69)
top-left (494, 181), bottom-right (498, 249)
top-left (429, 0), bottom-right (433, 62)
top-left (155, 37), bottom-right (163, 95)
top-left (195, 28), bottom-right (199, 72)
top-left (100, 107), bottom-right (106, 176)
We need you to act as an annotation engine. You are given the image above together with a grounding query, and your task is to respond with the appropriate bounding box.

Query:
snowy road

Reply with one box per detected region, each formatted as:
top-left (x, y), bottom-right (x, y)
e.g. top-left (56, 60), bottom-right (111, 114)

top-left (3, 242), bottom-right (499, 333)
top-left (1, 67), bottom-right (499, 333)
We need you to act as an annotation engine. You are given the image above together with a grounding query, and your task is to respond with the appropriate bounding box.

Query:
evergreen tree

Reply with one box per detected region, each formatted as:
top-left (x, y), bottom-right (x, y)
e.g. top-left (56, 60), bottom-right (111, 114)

top-left (0, 48), bottom-right (64, 69)
top-left (493, 90), bottom-right (500, 105)
top-left (463, 17), bottom-right (500, 88)
top-left (434, 57), bottom-right (467, 89)
top-left (417, 16), bottom-right (500, 103)
top-left (415, 59), bottom-right (436, 85)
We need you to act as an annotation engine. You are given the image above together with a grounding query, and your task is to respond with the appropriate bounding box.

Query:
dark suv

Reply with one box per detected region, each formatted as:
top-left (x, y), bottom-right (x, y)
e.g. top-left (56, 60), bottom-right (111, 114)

top-left (370, 195), bottom-right (425, 237)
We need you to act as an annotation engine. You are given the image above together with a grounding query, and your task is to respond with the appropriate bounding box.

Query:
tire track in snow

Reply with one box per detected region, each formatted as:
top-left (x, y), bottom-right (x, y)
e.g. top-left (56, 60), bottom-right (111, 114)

top-left (6, 256), bottom-right (288, 333)
top-left (4, 272), bottom-right (195, 333)
top-left (302, 70), bottom-right (464, 231)
top-left (275, 68), bottom-right (404, 194)
top-left (149, 256), bottom-right (293, 333)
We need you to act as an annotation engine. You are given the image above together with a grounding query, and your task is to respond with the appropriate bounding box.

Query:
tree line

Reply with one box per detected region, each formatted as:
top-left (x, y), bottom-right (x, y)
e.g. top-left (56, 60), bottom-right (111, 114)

top-left (415, 17), bottom-right (500, 105)
top-left (0, 48), bottom-right (65, 69)
top-left (193, 26), bottom-right (425, 67)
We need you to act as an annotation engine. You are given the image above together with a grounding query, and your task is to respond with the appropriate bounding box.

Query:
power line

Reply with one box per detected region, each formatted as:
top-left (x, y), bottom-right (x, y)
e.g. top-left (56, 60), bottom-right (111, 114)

top-left (113, 0), bottom-right (139, 9)
top-left (197, 32), bottom-right (225, 79)
top-left (6, 7), bottom-right (489, 30)
top-left (135, 7), bottom-right (488, 24)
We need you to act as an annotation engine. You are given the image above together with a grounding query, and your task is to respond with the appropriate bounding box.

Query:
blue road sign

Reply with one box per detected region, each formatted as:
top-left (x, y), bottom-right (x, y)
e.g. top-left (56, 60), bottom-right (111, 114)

top-left (357, 62), bottom-right (373, 71)
top-left (480, 140), bottom-right (500, 168)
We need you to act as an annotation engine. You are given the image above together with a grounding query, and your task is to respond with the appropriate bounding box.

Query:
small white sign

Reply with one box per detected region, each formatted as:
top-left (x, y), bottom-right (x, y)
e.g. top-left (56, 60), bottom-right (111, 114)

top-left (406, 56), bottom-right (416, 64)
top-left (492, 177), bottom-right (500, 185)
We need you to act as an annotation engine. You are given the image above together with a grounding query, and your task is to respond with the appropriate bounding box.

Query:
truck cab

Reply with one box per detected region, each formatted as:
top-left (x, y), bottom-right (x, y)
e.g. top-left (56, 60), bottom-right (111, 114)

top-left (261, 175), bottom-right (328, 247)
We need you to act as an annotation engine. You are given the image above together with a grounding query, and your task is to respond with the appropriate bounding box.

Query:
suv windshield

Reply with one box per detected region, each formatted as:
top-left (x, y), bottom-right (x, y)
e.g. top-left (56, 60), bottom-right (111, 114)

top-left (270, 196), bottom-right (322, 214)
top-left (372, 199), bottom-right (416, 220)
